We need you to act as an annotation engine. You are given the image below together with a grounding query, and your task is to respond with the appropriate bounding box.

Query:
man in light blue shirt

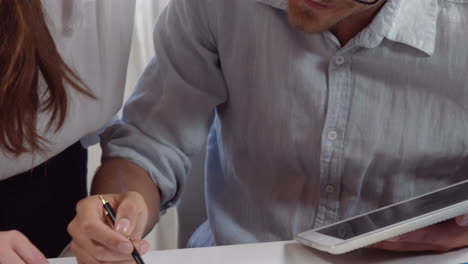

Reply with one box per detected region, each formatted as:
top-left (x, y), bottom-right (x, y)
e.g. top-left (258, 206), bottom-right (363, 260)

top-left (69, 0), bottom-right (468, 262)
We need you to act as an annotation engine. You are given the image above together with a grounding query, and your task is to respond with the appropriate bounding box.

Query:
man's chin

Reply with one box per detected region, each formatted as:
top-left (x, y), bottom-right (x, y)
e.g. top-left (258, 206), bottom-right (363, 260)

top-left (288, 8), bottom-right (333, 34)
top-left (288, 16), bottom-right (331, 34)
top-left (294, 24), bottom-right (329, 34)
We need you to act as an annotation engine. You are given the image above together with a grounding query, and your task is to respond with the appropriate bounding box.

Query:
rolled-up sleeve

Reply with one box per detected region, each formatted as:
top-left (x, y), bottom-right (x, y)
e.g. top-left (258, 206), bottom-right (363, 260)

top-left (100, 0), bottom-right (226, 211)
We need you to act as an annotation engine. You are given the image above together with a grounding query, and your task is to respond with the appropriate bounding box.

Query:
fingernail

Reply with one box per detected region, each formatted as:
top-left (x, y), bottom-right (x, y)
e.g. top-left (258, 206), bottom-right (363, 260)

top-left (116, 218), bottom-right (131, 234)
top-left (387, 236), bottom-right (400, 242)
top-left (118, 241), bottom-right (133, 254)
top-left (458, 215), bottom-right (468, 227)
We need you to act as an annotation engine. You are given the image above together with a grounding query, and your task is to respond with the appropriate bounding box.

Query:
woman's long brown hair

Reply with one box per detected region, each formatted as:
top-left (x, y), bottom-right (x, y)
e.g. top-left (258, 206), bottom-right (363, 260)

top-left (0, 0), bottom-right (95, 156)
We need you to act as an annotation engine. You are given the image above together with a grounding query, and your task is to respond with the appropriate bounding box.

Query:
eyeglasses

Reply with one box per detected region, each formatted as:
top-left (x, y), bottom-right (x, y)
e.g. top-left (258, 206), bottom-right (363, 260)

top-left (352, 0), bottom-right (380, 5)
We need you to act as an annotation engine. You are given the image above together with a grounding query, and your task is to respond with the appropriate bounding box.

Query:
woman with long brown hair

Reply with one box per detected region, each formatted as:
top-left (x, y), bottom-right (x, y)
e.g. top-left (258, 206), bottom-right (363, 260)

top-left (0, 0), bottom-right (135, 262)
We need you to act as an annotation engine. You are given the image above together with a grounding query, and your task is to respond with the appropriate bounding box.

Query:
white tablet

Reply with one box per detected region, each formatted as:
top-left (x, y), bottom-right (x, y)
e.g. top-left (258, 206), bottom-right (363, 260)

top-left (296, 179), bottom-right (468, 255)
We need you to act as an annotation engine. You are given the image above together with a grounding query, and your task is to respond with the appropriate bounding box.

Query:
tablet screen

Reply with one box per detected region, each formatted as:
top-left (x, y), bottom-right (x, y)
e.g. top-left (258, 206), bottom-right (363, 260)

top-left (316, 180), bottom-right (468, 240)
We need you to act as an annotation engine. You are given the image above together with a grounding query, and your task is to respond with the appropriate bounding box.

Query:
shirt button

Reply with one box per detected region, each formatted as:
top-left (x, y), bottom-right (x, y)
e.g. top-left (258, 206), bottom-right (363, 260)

top-left (327, 130), bottom-right (338, 141)
top-left (325, 184), bottom-right (335, 193)
top-left (335, 56), bottom-right (345, 65)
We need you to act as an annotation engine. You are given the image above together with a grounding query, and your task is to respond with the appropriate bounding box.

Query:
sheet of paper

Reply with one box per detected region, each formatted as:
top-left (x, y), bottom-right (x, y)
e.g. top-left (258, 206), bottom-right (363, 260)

top-left (48, 241), bottom-right (468, 264)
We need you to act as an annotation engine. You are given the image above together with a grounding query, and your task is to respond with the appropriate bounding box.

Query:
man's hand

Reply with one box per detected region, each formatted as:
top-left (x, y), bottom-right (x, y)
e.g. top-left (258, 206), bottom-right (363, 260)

top-left (371, 214), bottom-right (468, 252)
top-left (0, 230), bottom-right (47, 264)
top-left (68, 192), bottom-right (151, 263)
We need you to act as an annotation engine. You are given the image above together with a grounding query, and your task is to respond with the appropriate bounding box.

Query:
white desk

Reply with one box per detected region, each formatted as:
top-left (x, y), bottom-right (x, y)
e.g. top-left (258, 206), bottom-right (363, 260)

top-left (49, 241), bottom-right (468, 264)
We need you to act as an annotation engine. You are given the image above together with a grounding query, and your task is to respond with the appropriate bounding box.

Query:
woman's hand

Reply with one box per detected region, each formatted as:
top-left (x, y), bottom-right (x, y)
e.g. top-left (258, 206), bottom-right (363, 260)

top-left (68, 192), bottom-right (151, 264)
top-left (0, 230), bottom-right (47, 264)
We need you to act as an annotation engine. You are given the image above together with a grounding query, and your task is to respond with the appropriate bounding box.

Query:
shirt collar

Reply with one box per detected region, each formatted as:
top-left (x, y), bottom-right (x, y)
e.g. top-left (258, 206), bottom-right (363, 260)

top-left (366, 0), bottom-right (438, 56)
top-left (256, 0), bottom-right (438, 56)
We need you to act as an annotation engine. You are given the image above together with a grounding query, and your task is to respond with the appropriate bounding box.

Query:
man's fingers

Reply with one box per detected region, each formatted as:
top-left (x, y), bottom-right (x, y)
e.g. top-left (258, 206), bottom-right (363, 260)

top-left (69, 193), bottom-right (150, 263)
top-left (115, 191), bottom-right (148, 238)
top-left (72, 231), bottom-right (135, 262)
top-left (70, 217), bottom-right (134, 255)
top-left (75, 196), bottom-right (106, 222)
top-left (72, 241), bottom-right (99, 264)
top-left (374, 219), bottom-right (468, 252)
top-left (383, 220), bottom-right (456, 244)
top-left (384, 228), bottom-right (428, 243)
top-left (372, 241), bottom-right (452, 252)
top-left (83, 219), bottom-right (134, 254)
top-left (69, 196), bottom-right (134, 255)
top-left (455, 214), bottom-right (468, 227)
top-left (71, 240), bottom-right (138, 264)
top-left (132, 239), bottom-right (150, 255)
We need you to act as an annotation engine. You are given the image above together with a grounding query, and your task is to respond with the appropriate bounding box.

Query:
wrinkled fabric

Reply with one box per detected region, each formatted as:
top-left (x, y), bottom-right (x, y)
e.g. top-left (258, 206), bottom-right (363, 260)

top-left (102, 0), bottom-right (468, 246)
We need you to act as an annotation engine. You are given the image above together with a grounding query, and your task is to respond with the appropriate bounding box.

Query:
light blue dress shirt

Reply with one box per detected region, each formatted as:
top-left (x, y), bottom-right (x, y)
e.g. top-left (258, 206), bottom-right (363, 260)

top-left (101, 0), bottom-right (468, 247)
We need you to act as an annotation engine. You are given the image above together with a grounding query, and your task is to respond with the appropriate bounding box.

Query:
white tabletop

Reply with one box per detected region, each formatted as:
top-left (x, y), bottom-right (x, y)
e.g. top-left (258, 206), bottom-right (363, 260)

top-left (49, 241), bottom-right (468, 264)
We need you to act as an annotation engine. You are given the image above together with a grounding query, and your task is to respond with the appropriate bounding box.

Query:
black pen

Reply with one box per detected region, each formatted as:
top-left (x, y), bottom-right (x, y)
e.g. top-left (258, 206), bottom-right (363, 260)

top-left (99, 195), bottom-right (145, 264)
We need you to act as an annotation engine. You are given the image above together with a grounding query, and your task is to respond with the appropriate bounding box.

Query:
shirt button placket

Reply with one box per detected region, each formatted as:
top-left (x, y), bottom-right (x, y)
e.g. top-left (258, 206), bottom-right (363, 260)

top-left (316, 53), bottom-right (349, 226)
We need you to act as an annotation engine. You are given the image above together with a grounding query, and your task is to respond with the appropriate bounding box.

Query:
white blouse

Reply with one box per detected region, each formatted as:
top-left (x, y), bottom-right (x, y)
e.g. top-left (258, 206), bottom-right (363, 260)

top-left (0, 0), bottom-right (135, 180)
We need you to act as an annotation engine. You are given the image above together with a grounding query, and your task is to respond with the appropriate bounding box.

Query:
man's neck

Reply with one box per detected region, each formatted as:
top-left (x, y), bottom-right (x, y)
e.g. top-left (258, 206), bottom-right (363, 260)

top-left (331, 1), bottom-right (387, 46)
